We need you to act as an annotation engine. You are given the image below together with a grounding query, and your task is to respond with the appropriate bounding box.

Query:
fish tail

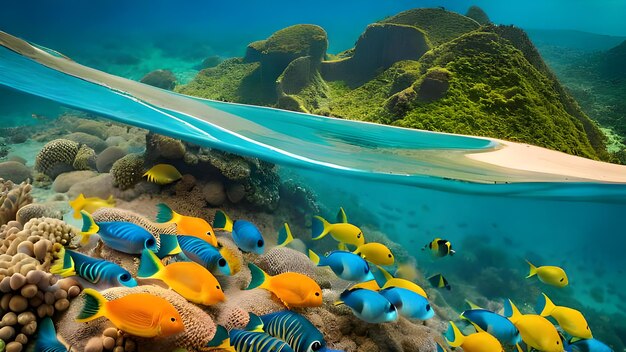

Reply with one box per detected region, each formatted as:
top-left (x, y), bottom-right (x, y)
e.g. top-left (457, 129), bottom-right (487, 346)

top-left (336, 207), bottom-right (348, 223)
top-left (137, 248), bottom-right (165, 279)
top-left (333, 300), bottom-right (344, 306)
top-left (50, 246), bottom-right (76, 277)
top-left (444, 321), bottom-right (465, 348)
top-left (311, 216), bottom-right (331, 240)
top-left (436, 342), bottom-right (446, 352)
top-left (106, 194), bottom-right (115, 204)
top-left (245, 313), bottom-right (264, 332)
top-left (525, 260), bottom-right (537, 278)
top-left (246, 263), bottom-right (270, 290)
top-left (503, 299), bottom-right (522, 322)
top-left (535, 292), bottom-right (556, 317)
top-left (206, 325), bottom-right (234, 350)
top-left (80, 210), bottom-right (99, 245)
top-left (464, 299), bottom-right (481, 310)
top-left (213, 210), bottom-right (234, 232)
top-left (276, 223), bottom-right (294, 247)
top-left (69, 193), bottom-right (86, 220)
top-left (376, 265), bottom-right (394, 283)
top-left (34, 317), bottom-right (59, 350)
top-left (307, 249), bottom-right (322, 266)
top-left (76, 288), bottom-right (107, 322)
top-left (155, 234), bottom-right (181, 259)
top-left (337, 242), bottom-right (347, 251)
top-left (155, 203), bottom-right (181, 224)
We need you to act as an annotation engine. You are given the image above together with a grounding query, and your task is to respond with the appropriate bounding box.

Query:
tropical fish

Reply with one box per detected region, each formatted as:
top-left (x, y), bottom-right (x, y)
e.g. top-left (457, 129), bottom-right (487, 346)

top-left (460, 301), bottom-right (521, 345)
top-left (422, 238), bottom-right (455, 258)
top-left (378, 287), bottom-right (434, 320)
top-left (229, 313), bottom-right (295, 352)
top-left (246, 263), bottom-right (322, 308)
top-left (138, 248), bottom-right (225, 306)
top-left (311, 208), bottom-right (365, 248)
top-left (428, 274), bottom-right (451, 290)
top-left (569, 338), bottom-right (614, 352)
top-left (353, 242), bottom-right (394, 266)
top-left (76, 288), bottom-right (184, 338)
top-left (536, 293), bottom-right (592, 339)
top-left (214, 210), bottom-right (265, 254)
top-left (69, 193), bottom-right (115, 219)
top-left (377, 266), bottom-right (427, 298)
top-left (526, 260), bottom-right (568, 287)
top-left (143, 164), bottom-right (182, 185)
top-left (349, 279), bottom-right (382, 291)
top-left (444, 321), bottom-right (503, 352)
top-left (504, 299), bottom-right (564, 352)
top-left (334, 288), bottom-right (398, 324)
top-left (154, 233), bottom-right (182, 259)
top-left (308, 249), bottom-right (374, 282)
top-left (176, 234), bottom-right (231, 276)
top-left (261, 311), bottom-right (338, 352)
top-left (51, 246), bottom-right (137, 288)
top-left (80, 211), bottom-right (159, 254)
top-left (277, 223), bottom-right (294, 247)
top-left (219, 244), bottom-right (243, 275)
top-left (156, 203), bottom-right (217, 246)
top-left (34, 317), bottom-right (68, 352)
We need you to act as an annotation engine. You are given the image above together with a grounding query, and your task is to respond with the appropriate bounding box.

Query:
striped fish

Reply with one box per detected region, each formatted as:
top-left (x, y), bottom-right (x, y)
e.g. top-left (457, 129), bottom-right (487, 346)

top-left (34, 317), bottom-right (69, 352)
top-left (176, 235), bottom-right (231, 275)
top-left (81, 210), bottom-right (159, 254)
top-left (51, 247), bottom-right (137, 288)
top-left (229, 313), bottom-right (295, 352)
top-left (260, 311), bottom-right (332, 352)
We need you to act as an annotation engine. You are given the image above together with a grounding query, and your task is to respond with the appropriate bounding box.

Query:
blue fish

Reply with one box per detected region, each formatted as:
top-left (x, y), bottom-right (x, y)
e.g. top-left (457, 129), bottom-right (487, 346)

top-left (261, 311), bottom-right (342, 352)
top-left (34, 317), bottom-right (68, 352)
top-left (81, 210), bottom-right (159, 254)
top-left (308, 249), bottom-right (374, 282)
top-left (569, 338), bottom-right (614, 352)
top-left (229, 313), bottom-right (295, 352)
top-left (460, 302), bottom-right (521, 345)
top-left (378, 287), bottom-right (434, 320)
top-left (51, 247), bottom-right (137, 288)
top-left (176, 235), bottom-right (231, 275)
top-left (213, 210), bottom-right (264, 255)
top-left (335, 288), bottom-right (398, 323)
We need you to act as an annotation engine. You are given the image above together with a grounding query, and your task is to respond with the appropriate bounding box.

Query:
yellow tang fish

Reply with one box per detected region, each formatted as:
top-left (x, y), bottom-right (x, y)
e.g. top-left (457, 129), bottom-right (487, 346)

top-left (378, 266), bottom-right (427, 298)
top-left (138, 248), bottom-right (225, 306)
top-left (505, 299), bottom-right (564, 352)
top-left (536, 293), bottom-right (592, 339)
top-left (445, 321), bottom-right (503, 352)
top-left (143, 164), bottom-right (182, 185)
top-left (311, 208), bottom-right (365, 248)
top-left (353, 242), bottom-right (394, 266)
top-left (246, 263), bottom-right (322, 308)
top-left (526, 260), bottom-right (568, 287)
top-left (156, 203), bottom-right (218, 247)
top-left (69, 193), bottom-right (115, 219)
top-left (76, 288), bottom-right (183, 338)
top-left (423, 238), bottom-right (455, 258)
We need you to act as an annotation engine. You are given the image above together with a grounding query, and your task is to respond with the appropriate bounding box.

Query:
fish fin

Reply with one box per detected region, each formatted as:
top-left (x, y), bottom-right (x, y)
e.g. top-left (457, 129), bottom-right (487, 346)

top-left (307, 249), bottom-right (321, 266)
top-left (155, 203), bottom-right (181, 223)
top-left (469, 321), bottom-right (485, 333)
top-left (444, 321), bottom-right (465, 348)
top-left (34, 317), bottom-right (60, 350)
top-left (155, 234), bottom-right (181, 259)
top-left (525, 260), bottom-right (537, 278)
top-left (137, 248), bottom-right (165, 279)
top-left (206, 325), bottom-right (233, 349)
top-left (219, 246), bottom-right (239, 275)
top-left (246, 263), bottom-right (270, 290)
top-left (143, 164), bottom-right (182, 185)
top-left (245, 313), bottom-right (264, 332)
top-left (69, 194), bottom-right (85, 220)
top-left (76, 288), bottom-right (107, 322)
top-left (569, 336), bottom-right (582, 343)
top-left (504, 299), bottom-right (521, 321)
top-left (376, 265), bottom-right (394, 283)
top-left (465, 299), bottom-right (481, 310)
top-left (436, 342), bottom-right (446, 352)
top-left (106, 195), bottom-right (115, 205)
top-left (277, 223), bottom-right (293, 247)
top-left (311, 216), bottom-right (331, 240)
top-left (333, 300), bottom-right (344, 306)
top-left (213, 210), bottom-right (233, 232)
top-left (535, 292), bottom-right (556, 317)
top-left (50, 246), bottom-right (76, 277)
top-left (336, 207), bottom-right (348, 223)
top-left (337, 242), bottom-right (347, 251)
top-left (80, 210), bottom-right (99, 245)
top-left (352, 280), bottom-right (380, 291)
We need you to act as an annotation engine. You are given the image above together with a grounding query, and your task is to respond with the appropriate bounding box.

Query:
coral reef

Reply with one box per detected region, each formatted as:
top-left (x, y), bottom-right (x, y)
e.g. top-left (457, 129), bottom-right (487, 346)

top-left (15, 204), bottom-right (63, 225)
top-left (110, 154), bottom-right (145, 190)
top-left (64, 132), bottom-right (108, 153)
top-left (0, 180), bottom-right (32, 226)
top-left (95, 146), bottom-right (127, 173)
top-left (34, 139), bottom-right (98, 178)
top-left (140, 70), bottom-right (177, 90)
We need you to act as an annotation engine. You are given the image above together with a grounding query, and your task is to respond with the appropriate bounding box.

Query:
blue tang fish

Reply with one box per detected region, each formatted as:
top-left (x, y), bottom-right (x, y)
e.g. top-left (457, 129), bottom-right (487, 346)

top-left (569, 338), bottom-right (614, 352)
top-left (308, 249), bottom-right (374, 282)
top-left (335, 288), bottom-right (398, 323)
top-left (51, 246), bottom-right (137, 288)
top-left (80, 210), bottom-right (158, 254)
top-left (378, 287), bottom-right (434, 320)
top-left (460, 301), bottom-right (521, 345)
top-left (261, 311), bottom-right (342, 352)
top-left (34, 317), bottom-right (68, 352)
top-left (175, 234), bottom-right (231, 276)
top-left (213, 210), bottom-right (264, 254)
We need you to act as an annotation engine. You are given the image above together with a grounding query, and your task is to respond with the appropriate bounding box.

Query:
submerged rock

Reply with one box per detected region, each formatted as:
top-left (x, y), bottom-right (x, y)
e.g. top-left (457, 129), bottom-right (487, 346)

top-left (140, 70), bottom-right (177, 90)
top-left (0, 161), bottom-right (31, 184)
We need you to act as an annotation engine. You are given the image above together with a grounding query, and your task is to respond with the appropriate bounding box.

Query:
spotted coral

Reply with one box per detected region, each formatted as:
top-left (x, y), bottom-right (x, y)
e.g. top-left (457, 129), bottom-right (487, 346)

top-left (110, 153), bottom-right (145, 190)
top-left (34, 139), bottom-right (80, 178)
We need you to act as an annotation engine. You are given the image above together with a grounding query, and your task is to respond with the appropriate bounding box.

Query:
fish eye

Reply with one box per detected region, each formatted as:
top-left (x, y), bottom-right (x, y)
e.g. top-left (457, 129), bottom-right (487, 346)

top-left (559, 278), bottom-right (564, 282)
top-left (257, 239), bottom-right (264, 247)
top-left (315, 292), bottom-right (320, 296)
top-left (218, 258), bottom-right (227, 267)
top-left (426, 304), bottom-right (431, 311)
top-left (357, 233), bottom-right (361, 238)
top-left (170, 317), bottom-right (176, 322)
top-left (120, 274), bottom-right (131, 282)
top-left (216, 285), bottom-right (221, 290)
top-left (206, 231), bottom-right (213, 236)
top-left (146, 238), bottom-right (155, 247)
top-left (388, 254), bottom-right (392, 258)
top-left (556, 341), bottom-right (559, 345)
top-left (311, 341), bottom-right (322, 351)
top-left (388, 305), bottom-right (395, 312)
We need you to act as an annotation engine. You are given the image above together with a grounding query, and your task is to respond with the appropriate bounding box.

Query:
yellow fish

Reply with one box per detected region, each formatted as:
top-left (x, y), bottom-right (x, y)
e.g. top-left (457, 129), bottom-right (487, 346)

top-left (76, 288), bottom-right (183, 338)
top-left (138, 248), bottom-right (225, 306)
top-left (423, 238), bottom-right (455, 258)
top-left (350, 280), bottom-right (382, 291)
top-left (156, 203), bottom-right (218, 247)
top-left (246, 263), bottom-right (322, 308)
top-left (354, 242), bottom-right (394, 266)
top-left (69, 193), bottom-right (115, 219)
top-left (311, 208), bottom-right (365, 248)
top-left (536, 293), bottom-right (592, 339)
top-left (445, 321), bottom-right (503, 352)
top-left (526, 260), bottom-right (568, 287)
top-left (143, 164), bottom-right (182, 185)
top-left (505, 299), bottom-right (564, 352)
top-left (378, 266), bottom-right (427, 298)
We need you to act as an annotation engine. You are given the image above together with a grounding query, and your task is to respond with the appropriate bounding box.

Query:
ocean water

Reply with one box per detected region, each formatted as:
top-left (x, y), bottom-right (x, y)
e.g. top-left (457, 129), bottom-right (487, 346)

top-left (1, 1), bottom-right (626, 351)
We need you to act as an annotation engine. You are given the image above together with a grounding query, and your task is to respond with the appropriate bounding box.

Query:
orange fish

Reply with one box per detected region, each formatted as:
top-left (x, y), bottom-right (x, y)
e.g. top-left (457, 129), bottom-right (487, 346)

top-left (76, 288), bottom-right (183, 338)
top-left (138, 248), bottom-right (225, 306)
top-left (156, 203), bottom-right (217, 246)
top-left (246, 263), bottom-right (322, 308)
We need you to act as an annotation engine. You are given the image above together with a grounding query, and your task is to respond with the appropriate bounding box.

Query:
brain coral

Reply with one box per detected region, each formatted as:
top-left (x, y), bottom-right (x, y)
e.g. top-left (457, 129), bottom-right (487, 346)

top-left (34, 139), bottom-right (80, 178)
top-left (110, 153), bottom-right (145, 190)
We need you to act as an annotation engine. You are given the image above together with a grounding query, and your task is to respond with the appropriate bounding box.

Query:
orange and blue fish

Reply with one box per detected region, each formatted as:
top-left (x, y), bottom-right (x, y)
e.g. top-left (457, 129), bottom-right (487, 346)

top-left (214, 210), bottom-right (265, 255)
top-left (175, 234), bottom-right (231, 276)
top-left (247, 263), bottom-right (321, 308)
top-left (156, 203), bottom-right (218, 246)
top-left (80, 211), bottom-right (158, 254)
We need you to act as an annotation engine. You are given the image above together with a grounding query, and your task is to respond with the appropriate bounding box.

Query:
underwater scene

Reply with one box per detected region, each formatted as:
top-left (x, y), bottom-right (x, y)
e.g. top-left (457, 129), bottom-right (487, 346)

top-left (1, 1), bottom-right (626, 351)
